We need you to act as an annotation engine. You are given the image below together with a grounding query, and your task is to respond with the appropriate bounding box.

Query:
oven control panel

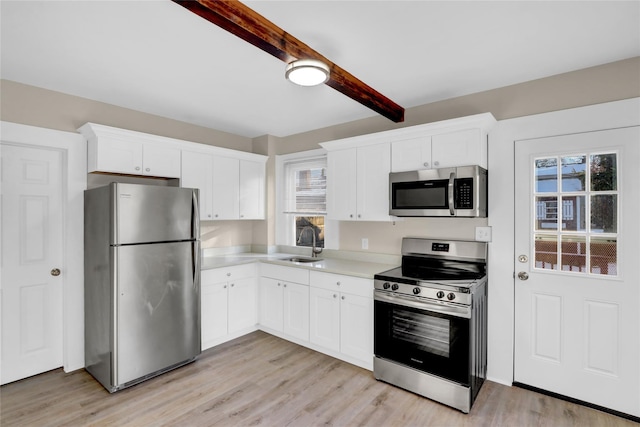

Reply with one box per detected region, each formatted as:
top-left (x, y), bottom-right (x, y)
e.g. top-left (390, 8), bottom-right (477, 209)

top-left (374, 280), bottom-right (473, 305)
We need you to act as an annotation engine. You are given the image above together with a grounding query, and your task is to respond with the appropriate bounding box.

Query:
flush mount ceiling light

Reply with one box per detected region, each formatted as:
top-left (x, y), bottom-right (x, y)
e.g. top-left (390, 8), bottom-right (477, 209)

top-left (285, 59), bottom-right (330, 86)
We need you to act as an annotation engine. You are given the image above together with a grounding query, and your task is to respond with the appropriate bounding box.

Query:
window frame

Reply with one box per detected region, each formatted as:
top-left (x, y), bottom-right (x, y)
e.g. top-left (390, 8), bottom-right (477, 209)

top-left (276, 149), bottom-right (337, 250)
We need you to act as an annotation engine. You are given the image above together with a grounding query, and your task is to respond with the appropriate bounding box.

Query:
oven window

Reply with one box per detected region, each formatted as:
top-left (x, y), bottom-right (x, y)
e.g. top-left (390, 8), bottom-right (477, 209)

top-left (375, 299), bottom-right (470, 385)
top-left (392, 308), bottom-right (451, 357)
top-left (392, 180), bottom-right (448, 209)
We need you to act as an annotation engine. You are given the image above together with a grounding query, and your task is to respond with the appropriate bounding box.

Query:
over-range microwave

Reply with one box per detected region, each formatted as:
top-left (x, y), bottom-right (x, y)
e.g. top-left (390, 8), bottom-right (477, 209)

top-left (389, 165), bottom-right (487, 217)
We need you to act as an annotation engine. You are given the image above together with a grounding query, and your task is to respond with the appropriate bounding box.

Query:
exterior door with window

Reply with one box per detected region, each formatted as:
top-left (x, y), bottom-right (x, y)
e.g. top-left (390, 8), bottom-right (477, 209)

top-left (514, 126), bottom-right (639, 417)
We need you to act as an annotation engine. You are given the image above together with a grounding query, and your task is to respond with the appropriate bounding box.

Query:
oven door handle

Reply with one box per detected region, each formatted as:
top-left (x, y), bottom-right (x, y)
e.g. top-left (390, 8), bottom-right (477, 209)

top-left (375, 292), bottom-right (471, 319)
top-left (448, 171), bottom-right (456, 216)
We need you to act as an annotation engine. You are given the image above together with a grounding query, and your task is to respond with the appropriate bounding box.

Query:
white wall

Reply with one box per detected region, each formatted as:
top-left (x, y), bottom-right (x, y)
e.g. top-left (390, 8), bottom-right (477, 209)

top-left (486, 97), bottom-right (640, 384)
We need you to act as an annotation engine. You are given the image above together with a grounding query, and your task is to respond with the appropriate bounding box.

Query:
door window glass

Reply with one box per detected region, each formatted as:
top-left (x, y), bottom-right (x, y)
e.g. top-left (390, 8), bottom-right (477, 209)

top-left (532, 152), bottom-right (618, 276)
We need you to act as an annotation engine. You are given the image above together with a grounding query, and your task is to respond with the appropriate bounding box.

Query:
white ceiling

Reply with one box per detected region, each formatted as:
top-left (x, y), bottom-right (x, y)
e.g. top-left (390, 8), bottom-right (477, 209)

top-left (1, 1), bottom-right (638, 138)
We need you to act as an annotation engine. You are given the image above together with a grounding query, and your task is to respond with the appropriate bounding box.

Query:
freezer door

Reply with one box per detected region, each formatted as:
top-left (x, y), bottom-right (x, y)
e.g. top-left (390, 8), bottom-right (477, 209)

top-left (112, 183), bottom-right (198, 245)
top-left (114, 241), bottom-right (200, 386)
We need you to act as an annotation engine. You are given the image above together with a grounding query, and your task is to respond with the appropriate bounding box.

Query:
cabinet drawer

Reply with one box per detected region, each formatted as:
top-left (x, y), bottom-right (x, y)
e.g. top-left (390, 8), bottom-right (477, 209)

top-left (309, 271), bottom-right (372, 298)
top-left (260, 263), bottom-right (309, 285)
top-left (202, 263), bottom-right (256, 284)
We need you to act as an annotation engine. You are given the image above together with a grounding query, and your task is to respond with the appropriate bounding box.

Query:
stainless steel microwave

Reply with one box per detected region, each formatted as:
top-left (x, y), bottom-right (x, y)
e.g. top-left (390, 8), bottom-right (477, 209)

top-left (389, 165), bottom-right (487, 217)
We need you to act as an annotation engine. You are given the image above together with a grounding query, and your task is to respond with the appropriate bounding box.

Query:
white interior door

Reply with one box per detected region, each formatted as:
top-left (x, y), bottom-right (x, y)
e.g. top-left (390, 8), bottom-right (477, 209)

top-left (514, 126), bottom-right (640, 417)
top-left (1, 143), bottom-right (64, 384)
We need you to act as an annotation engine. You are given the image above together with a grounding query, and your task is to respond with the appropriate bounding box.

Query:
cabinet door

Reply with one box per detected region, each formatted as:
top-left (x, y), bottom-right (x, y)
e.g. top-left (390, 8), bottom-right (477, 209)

top-left (259, 277), bottom-right (283, 332)
top-left (431, 129), bottom-right (483, 168)
top-left (326, 148), bottom-right (357, 220)
top-left (200, 282), bottom-right (228, 350)
top-left (228, 277), bottom-right (257, 333)
top-left (391, 136), bottom-right (432, 172)
top-left (142, 144), bottom-right (181, 178)
top-left (212, 156), bottom-right (240, 219)
top-left (309, 287), bottom-right (340, 352)
top-left (340, 293), bottom-right (373, 363)
top-left (95, 138), bottom-right (143, 174)
top-left (356, 143), bottom-right (391, 221)
top-left (283, 282), bottom-right (309, 341)
top-left (239, 160), bottom-right (265, 220)
top-left (181, 151), bottom-right (213, 220)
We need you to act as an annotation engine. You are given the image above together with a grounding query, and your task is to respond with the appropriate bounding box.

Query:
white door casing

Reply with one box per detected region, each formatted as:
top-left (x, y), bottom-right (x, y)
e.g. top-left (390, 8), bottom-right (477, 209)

top-left (0, 121), bottom-right (86, 383)
top-left (514, 127), bottom-right (639, 416)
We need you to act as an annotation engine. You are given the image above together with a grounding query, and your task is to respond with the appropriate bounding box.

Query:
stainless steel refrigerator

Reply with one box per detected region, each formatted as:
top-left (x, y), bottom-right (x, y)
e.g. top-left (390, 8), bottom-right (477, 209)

top-left (84, 183), bottom-right (201, 392)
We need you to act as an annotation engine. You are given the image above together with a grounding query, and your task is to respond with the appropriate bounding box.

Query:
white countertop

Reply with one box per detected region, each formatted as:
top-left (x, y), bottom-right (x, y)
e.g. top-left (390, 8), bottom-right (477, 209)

top-left (201, 252), bottom-right (397, 279)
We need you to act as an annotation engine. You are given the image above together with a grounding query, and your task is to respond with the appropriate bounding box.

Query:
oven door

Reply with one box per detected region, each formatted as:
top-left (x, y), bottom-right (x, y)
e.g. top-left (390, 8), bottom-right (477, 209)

top-left (374, 292), bottom-right (471, 386)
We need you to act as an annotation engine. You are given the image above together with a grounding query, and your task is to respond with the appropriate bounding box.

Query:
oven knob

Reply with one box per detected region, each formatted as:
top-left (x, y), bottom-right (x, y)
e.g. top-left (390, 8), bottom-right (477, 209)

top-left (412, 287), bottom-right (421, 295)
top-left (383, 282), bottom-right (390, 290)
top-left (436, 291), bottom-right (445, 299)
top-left (391, 283), bottom-right (399, 291)
top-left (447, 292), bottom-right (456, 301)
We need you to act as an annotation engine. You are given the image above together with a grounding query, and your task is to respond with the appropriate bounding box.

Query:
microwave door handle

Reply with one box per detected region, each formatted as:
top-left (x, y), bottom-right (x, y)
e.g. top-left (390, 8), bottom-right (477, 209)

top-left (448, 171), bottom-right (455, 215)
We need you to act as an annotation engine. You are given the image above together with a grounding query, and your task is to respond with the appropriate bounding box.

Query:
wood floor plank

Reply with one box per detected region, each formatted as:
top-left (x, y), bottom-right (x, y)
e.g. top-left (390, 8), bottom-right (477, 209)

top-left (1, 331), bottom-right (636, 426)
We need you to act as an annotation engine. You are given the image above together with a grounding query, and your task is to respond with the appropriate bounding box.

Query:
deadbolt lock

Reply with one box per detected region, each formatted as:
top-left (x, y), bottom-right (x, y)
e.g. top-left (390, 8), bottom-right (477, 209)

top-left (518, 255), bottom-right (528, 263)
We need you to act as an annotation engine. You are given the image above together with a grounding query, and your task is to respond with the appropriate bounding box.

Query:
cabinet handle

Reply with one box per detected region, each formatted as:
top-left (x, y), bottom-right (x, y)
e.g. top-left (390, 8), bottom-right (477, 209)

top-left (333, 294), bottom-right (337, 298)
top-left (227, 272), bottom-right (231, 277)
top-left (277, 282), bottom-right (281, 286)
top-left (423, 162), bottom-right (429, 167)
top-left (341, 296), bottom-right (345, 300)
top-left (349, 214), bottom-right (353, 218)
top-left (434, 161), bottom-right (440, 166)
top-left (283, 284), bottom-right (287, 288)
top-left (357, 214), bottom-right (361, 218)
top-left (145, 167), bottom-right (150, 172)
top-left (223, 285), bottom-right (227, 288)
top-left (135, 166), bottom-right (140, 171)
top-left (207, 214), bottom-right (212, 218)
top-left (336, 281), bottom-right (341, 286)
top-left (231, 283), bottom-right (235, 287)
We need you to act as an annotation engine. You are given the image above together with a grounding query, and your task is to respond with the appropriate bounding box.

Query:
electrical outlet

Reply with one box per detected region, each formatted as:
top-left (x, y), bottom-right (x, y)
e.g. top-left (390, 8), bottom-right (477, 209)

top-left (362, 238), bottom-right (369, 250)
top-left (475, 226), bottom-right (492, 242)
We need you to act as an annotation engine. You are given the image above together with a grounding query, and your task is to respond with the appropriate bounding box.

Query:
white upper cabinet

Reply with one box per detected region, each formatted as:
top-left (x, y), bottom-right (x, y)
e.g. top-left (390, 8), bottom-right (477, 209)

top-left (325, 143), bottom-right (391, 221)
top-left (79, 123), bottom-right (181, 178)
top-left (390, 114), bottom-right (495, 172)
top-left (392, 128), bottom-right (486, 172)
top-left (212, 156), bottom-right (240, 220)
top-left (239, 160), bottom-right (266, 220)
top-left (181, 150), bottom-right (214, 219)
top-left (212, 157), bottom-right (266, 220)
top-left (390, 136), bottom-right (432, 171)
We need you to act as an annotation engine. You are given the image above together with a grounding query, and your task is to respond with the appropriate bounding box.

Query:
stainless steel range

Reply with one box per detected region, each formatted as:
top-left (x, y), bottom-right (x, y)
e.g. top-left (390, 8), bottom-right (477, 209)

top-left (373, 238), bottom-right (488, 413)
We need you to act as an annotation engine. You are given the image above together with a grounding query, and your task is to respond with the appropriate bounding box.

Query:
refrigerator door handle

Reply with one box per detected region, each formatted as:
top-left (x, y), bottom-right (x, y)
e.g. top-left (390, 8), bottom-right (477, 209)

top-left (191, 189), bottom-right (200, 240)
top-left (193, 240), bottom-right (201, 292)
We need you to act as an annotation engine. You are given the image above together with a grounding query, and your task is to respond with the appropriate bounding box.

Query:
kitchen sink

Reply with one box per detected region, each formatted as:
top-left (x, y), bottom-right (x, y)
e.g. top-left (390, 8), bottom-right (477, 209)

top-left (283, 256), bottom-right (322, 263)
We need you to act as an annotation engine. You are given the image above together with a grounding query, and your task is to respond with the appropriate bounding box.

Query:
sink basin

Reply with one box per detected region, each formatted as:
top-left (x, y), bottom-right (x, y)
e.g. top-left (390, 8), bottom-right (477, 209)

top-left (283, 257), bottom-right (322, 263)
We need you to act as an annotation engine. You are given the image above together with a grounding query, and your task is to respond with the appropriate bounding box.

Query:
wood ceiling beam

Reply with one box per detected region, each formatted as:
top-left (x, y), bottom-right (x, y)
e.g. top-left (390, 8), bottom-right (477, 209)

top-left (172, 0), bottom-right (405, 123)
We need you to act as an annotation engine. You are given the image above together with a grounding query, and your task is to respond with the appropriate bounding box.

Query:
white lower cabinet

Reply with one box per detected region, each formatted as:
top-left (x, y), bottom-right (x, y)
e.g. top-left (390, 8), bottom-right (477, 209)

top-left (259, 264), bottom-right (310, 341)
top-left (201, 264), bottom-right (257, 350)
top-left (308, 271), bottom-right (373, 368)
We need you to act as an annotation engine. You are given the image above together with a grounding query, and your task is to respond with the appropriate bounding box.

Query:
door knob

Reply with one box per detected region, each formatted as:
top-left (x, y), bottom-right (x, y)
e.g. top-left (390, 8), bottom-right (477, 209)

top-left (51, 268), bottom-right (61, 276)
top-left (517, 271), bottom-right (529, 281)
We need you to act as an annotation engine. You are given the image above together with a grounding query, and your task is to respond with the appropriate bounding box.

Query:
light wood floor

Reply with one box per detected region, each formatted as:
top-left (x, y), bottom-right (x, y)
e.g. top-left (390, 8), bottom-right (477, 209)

top-left (1, 331), bottom-right (635, 426)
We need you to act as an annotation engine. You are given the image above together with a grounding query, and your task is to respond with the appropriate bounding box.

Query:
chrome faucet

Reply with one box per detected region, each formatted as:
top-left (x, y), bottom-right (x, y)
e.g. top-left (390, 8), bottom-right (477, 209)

top-left (297, 225), bottom-right (323, 258)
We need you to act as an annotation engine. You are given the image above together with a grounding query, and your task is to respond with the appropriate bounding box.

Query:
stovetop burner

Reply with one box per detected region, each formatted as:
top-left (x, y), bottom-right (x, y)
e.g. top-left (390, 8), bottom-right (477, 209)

top-left (374, 238), bottom-right (488, 303)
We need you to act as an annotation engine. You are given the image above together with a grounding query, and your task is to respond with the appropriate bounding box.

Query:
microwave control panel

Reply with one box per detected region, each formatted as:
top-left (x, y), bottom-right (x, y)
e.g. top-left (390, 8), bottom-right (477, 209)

top-left (454, 178), bottom-right (474, 209)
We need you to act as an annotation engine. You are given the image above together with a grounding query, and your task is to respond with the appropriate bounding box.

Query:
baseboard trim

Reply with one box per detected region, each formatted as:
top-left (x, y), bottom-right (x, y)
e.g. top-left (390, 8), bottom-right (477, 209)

top-left (512, 382), bottom-right (640, 423)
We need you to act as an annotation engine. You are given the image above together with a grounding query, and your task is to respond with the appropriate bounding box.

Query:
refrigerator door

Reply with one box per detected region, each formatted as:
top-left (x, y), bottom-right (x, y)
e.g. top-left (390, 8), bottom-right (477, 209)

top-left (111, 183), bottom-right (198, 245)
top-left (114, 240), bottom-right (200, 386)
